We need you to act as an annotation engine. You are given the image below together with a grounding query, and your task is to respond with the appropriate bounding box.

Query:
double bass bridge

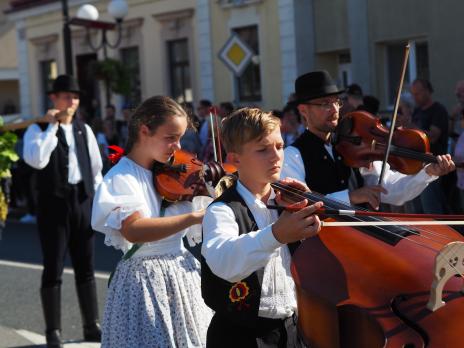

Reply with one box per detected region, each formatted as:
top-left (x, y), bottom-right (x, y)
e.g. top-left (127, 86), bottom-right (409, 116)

top-left (427, 241), bottom-right (464, 311)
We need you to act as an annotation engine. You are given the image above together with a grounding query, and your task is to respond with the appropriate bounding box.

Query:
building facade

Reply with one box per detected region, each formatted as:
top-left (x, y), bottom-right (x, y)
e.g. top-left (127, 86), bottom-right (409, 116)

top-left (0, 0), bottom-right (19, 117)
top-left (6, 0), bottom-right (464, 119)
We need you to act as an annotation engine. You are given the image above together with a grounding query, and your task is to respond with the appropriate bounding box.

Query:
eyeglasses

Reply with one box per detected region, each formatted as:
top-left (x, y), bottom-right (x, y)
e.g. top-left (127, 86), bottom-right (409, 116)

top-left (303, 99), bottom-right (343, 110)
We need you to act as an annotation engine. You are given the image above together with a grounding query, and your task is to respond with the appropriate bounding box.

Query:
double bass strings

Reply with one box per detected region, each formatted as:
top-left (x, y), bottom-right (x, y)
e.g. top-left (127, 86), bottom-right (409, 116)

top-left (274, 182), bottom-right (452, 249)
top-left (271, 182), bottom-right (448, 252)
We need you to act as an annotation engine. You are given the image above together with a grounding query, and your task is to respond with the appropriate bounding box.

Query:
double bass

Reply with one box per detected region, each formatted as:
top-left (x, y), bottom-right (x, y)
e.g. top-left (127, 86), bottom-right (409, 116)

top-left (273, 182), bottom-right (464, 348)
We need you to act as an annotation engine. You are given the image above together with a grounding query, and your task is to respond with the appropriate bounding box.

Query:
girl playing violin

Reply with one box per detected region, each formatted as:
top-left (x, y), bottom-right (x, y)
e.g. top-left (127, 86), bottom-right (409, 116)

top-left (91, 96), bottom-right (212, 347)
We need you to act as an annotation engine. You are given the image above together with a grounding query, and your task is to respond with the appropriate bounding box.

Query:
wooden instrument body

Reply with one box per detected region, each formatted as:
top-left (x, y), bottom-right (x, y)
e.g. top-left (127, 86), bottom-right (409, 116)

top-left (292, 219), bottom-right (464, 348)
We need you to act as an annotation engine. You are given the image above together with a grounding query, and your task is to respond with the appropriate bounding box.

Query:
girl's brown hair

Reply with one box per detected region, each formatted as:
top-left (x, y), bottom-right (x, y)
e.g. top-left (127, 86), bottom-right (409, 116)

top-left (126, 95), bottom-right (188, 152)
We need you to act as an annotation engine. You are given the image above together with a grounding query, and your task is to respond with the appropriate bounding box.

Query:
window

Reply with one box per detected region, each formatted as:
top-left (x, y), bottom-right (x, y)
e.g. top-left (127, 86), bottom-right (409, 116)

top-left (386, 41), bottom-right (429, 105)
top-left (415, 42), bottom-right (429, 81)
top-left (233, 25), bottom-right (262, 102)
top-left (40, 60), bottom-right (57, 113)
top-left (120, 46), bottom-right (142, 107)
top-left (167, 39), bottom-right (192, 103)
top-left (338, 52), bottom-right (352, 88)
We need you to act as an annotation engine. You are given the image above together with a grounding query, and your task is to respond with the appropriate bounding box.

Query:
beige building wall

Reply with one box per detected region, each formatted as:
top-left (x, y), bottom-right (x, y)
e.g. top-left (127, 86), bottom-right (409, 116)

top-left (209, 0), bottom-right (284, 110)
top-left (312, 0), bottom-right (464, 111)
top-left (313, 0), bottom-right (349, 53)
top-left (10, 0), bottom-right (198, 117)
top-left (0, 0), bottom-right (19, 115)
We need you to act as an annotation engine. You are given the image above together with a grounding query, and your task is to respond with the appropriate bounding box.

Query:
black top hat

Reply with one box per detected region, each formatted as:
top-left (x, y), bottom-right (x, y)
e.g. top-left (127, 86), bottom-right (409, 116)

top-left (47, 75), bottom-right (81, 95)
top-left (290, 70), bottom-right (344, 106)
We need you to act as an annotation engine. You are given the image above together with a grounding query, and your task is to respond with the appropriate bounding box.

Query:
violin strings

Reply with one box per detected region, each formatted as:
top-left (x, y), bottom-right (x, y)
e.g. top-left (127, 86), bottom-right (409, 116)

top-left (272, 183), bottom-right (443, 252)
top-left (375, 142), bottom-right (436, 163)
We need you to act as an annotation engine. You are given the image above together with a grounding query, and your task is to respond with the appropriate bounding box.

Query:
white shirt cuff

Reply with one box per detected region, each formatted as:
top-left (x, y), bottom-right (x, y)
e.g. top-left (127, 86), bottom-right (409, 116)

top-left (420, 166), bottom-right (439, 183)
top-left (258, 224), bottom-right (283, 251)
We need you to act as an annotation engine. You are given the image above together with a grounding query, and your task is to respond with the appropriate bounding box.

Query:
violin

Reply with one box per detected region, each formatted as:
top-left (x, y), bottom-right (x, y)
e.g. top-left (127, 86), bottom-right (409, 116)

top-left (271, 182), bottom-right (464, 348)
top-left (153, 149), bottom-right (236, 202)
top-left (332, 110), bottom-right (463, 175)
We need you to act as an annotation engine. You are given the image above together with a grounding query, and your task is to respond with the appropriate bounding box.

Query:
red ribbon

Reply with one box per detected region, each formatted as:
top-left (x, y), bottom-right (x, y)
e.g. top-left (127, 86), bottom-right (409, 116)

top-left (107, 145), bottom-right (125, 164)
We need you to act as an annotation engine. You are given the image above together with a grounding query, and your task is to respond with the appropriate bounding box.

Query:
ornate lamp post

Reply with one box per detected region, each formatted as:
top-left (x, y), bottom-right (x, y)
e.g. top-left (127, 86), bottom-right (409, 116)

top-left (61, 0), bottom-right (129, 104)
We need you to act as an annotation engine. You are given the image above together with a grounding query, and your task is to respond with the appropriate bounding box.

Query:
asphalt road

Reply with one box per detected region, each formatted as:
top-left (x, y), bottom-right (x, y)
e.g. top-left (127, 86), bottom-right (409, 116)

top-left (0, 220), bottom-right (121, 347)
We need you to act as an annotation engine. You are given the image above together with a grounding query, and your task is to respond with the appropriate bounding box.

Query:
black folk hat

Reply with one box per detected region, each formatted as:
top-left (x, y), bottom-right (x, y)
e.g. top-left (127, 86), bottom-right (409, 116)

top-left (47, 74), bottom-right (81, 95)
top-left (291, 70), bottom-right (344, 106)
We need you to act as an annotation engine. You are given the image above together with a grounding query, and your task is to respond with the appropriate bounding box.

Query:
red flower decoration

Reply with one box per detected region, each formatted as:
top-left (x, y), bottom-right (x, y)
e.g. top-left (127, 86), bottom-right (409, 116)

top-left (229, 281), bottom-right (250, 303)
top-left (107, 145), bottom-right (125, 164)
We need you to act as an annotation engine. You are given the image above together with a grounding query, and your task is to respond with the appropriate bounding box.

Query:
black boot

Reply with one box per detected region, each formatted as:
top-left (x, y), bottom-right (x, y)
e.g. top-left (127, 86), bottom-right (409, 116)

top-left (76, 280), bottom-right (101, 342)
top-left (40, 286), bottom-right (63, 348)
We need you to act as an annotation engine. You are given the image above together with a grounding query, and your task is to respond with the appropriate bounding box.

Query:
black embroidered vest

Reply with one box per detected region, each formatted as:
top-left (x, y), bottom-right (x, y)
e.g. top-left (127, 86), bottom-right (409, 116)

top-left (201, 184), bottom-right (298, 328)
top-left (292, 130), bottom-right (352, 194)
top-left (36, 119), bottom-right (94, 199)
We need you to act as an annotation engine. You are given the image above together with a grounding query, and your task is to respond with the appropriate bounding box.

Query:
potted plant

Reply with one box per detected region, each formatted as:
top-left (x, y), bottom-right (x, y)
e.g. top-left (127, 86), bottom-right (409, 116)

top-left (0, 117), bottom-right (19, 233)
top-left (90, 58), bottom-right (131, 96)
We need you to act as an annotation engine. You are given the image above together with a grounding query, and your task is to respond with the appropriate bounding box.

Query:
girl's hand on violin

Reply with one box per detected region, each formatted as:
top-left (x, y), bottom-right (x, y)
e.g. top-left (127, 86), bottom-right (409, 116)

top-left (272, 201), bottom-right (323, 244)
top-left (425, 154), bottom-right (455, 176)
top-left (275, 177), bottom-right (310, 206)
top-left (349, 185), bottom-right (388, 210)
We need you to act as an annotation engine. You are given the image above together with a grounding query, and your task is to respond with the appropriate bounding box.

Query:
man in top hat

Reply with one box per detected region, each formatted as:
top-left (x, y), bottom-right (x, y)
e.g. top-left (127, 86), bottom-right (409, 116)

top-left (23, 75), bottom-right (103, 348)
top-left (281, 70), bottom-right (455, 209)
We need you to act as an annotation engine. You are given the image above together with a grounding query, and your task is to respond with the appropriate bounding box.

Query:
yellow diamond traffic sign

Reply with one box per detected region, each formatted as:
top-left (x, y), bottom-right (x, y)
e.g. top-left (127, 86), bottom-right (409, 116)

top-left (218, 34), bottom-right (253, 76)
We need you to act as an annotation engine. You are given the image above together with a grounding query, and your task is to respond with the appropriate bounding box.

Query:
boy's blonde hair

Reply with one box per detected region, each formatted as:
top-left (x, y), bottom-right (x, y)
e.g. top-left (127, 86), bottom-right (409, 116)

top-left (221, 107), bottom-right (281, 153)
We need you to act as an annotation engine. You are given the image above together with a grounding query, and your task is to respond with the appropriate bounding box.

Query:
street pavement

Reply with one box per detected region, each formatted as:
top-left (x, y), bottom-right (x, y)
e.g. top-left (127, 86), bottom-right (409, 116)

top-left (0, 219), bottom-right (121, 348)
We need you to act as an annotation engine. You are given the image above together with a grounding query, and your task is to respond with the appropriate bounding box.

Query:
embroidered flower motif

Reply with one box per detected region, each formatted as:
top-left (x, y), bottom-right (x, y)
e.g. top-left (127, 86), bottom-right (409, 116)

top-left (229, 281), bottom-right (250, 303)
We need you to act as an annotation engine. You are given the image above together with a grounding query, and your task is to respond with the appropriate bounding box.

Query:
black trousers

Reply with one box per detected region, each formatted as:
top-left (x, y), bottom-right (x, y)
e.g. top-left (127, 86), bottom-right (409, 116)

top-left (37, 183), bottom-right (95, 288)
top-left (207, 313), bottom-right (305, 348)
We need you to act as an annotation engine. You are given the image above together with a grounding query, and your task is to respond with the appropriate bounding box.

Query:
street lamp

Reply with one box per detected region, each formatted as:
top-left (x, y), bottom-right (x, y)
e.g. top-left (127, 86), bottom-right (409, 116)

top-left (61, 0), bottom-right (128, 107)
top-left (61, 0), bottom-right (129, 75)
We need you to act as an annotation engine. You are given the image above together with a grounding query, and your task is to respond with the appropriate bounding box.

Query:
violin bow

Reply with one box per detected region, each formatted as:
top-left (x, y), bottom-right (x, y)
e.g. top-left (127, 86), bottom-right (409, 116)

top-left (378, 42), bottom-right (411, 185)
top-left (208, 107), bottom-right (218, 162)
top-left (266, 204), bottom-right (464, 220)
top-left (321, 220), bottom-right (464, 227)
top-left (208, 106), bottom-right (223, 165)
top-left (214, 107), bottom-right (223, 165)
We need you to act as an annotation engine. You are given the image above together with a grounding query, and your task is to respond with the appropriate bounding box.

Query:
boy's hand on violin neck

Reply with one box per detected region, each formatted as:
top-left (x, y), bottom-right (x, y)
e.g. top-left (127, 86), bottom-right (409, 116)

top-left (272, 201), bottom-right (323, 244)
top-left (275, 177), bottom-right (310, 206)
top-left (349, 185), bottom-right (387, 210)
top-left (425, 154), bottom-right (455, 177)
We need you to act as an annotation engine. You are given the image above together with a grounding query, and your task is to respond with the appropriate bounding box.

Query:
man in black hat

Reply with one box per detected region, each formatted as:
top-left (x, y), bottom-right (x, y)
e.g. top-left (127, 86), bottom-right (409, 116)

top-left (281, 70), bottom-right (455, 209)
top-left (23, 75), bottom-right (103, 348)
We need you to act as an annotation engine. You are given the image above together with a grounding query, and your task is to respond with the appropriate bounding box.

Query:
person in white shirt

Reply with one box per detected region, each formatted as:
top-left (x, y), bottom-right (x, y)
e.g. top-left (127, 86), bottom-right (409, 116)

top-left (23, 75), bottom-right (103, 348)
top-left (91, 95), bottom-right (212, 348)
top-left (281, 70), bottom-right (455, 209)
top-left (202, 107), bottom-right (322, 347)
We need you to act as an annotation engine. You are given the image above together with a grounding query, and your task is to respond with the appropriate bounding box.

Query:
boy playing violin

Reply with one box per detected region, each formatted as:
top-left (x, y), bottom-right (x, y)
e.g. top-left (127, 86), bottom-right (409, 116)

top-left (201, 107), bottom-right (322, 347)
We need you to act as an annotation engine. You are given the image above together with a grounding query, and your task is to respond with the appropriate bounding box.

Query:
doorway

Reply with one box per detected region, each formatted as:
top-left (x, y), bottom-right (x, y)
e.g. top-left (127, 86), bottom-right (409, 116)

top-left (76, 53), bottom-right (100, 123)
